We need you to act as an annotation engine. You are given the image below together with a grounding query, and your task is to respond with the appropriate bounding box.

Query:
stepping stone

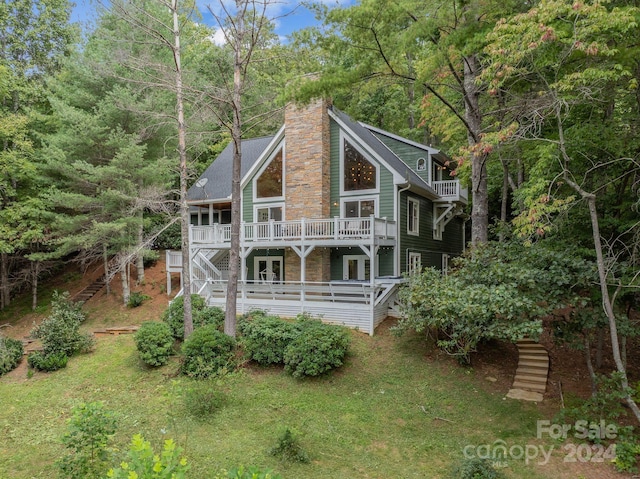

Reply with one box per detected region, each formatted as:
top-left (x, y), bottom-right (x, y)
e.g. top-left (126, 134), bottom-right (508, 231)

top-left (506, 388), bottom-right (544, 402)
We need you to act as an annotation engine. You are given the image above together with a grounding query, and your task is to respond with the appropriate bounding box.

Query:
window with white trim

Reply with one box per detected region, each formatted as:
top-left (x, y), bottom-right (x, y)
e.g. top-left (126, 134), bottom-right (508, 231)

top-left (407, 197), bottom-right (419, 236)
top-left (255, 204), bottom-right (283, 222)
top-left (417, 157), bottom-right (427, 171)
top-left (408, 252), bottom-right (422, 275)
top-left (344, 198), bottom-right (376, 218)
top-left (343, 139), bottom-right (377, 192)
top-left (256, 148), bottom-right (283, 199)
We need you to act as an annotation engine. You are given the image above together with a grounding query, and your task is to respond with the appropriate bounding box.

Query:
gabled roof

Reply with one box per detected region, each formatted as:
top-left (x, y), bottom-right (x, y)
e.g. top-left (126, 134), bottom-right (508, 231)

top-left (329, 107), bottom-right (438, 197)
top-left (187, 135), bottom-right (275, 203)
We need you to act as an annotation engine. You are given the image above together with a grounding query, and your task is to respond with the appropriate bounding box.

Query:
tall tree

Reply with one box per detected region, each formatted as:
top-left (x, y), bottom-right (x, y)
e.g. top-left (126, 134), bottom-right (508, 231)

top-left (483, 0), bottom-right (640, 422)
top-left (0, 0), bottom-right (77, 309)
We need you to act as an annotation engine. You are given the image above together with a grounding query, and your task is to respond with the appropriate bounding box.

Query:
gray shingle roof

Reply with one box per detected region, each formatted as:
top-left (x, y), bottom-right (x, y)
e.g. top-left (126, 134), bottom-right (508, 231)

top-left (187, 136), bottom-right (275, 203)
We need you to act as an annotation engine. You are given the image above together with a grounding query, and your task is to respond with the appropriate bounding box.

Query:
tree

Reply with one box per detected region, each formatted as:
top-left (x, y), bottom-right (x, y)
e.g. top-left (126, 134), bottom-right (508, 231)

top-left (483, 0), bottom-right (640, 422)
top-left (0, 0), bottom-right (77, 309)
top-left (292, 0), bottom-right (533, 245)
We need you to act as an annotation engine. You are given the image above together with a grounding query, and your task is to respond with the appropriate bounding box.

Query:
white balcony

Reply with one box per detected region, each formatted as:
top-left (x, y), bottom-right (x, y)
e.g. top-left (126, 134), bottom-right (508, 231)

top-left (433, 180), bottom-right (468, 203)
top-left (190, 216), bottom-right (396, 247)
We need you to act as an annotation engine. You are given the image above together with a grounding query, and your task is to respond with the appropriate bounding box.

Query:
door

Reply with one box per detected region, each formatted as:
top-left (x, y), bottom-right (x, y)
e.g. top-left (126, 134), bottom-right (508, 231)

top-left (343, 255), bottom-right (370, 280)
top-left (254, 257), bottom-right (282, 283)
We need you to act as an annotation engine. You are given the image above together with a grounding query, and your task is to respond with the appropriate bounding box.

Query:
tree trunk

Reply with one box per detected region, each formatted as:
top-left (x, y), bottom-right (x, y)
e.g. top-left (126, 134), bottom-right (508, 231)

top-left (171, 0), bottom-right (193, 338)
top-left (224, 0), bottom-right (246, 339)
top-left (463, 54), bottom-right (488, 245)
top-left (31, 260), bottom-right (40, 311)
top-left (136, 212), bottom-right (145, 284)
top-left (0, 252), bottom-right (9, 309)
top-left (584, 336), bottom-right (598, 397)
top-left (103, 245), bottom-right (111, 295)
top-left (120, 260), bottom-right (130, 305)
top-left (596, 327), bottom-right (604, 369)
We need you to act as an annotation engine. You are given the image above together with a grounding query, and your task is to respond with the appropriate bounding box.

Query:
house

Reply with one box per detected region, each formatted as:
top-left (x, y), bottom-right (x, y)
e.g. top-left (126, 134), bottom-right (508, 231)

top-left (166, 98), bottom-right (467, 334)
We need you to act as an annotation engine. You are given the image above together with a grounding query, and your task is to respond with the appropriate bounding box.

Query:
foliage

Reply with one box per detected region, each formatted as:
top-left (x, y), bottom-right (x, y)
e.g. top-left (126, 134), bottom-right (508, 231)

top-left (27, 350), bottom-right (68, 372)
top-left (239, 312), bottom-right (297, 365)
top-left (613, 436), bottom-right (640, 473)
top-left (162, 295), bottom-right (224, 339)
top-left (283, 319), bottom-right (351, 378)
top-left (214, 466), bottom-right (282, 479)
top-left (56, 401), bottom-right (117, 479)
top-left (30, 291), bottom-right (94, 357)
top-left (128, 291), bottom-right (151, 308)
top-left (268, 428), bottom-right (310, 464)
top-left (142, 249), bottom-right (160, 267)
top-left (183, 380), bottom-right (226, 421)
top-left (134, 321), bottom-right (175, 367)
top-left (0, 335), bottom-right (23, 375)
top-left (395, 241), bottom-right (593, 364)
top-left (451, 458), bottom-right (504, 479)
top-left (181, 325), bottom-right (236, 379)
top-left (106, 434), bottom-right (189, 479)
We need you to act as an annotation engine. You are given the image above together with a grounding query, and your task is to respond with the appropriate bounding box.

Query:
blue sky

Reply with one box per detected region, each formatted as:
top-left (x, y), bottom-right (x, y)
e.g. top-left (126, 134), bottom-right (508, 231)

top-left (71, 0), bottom-right (351, 42)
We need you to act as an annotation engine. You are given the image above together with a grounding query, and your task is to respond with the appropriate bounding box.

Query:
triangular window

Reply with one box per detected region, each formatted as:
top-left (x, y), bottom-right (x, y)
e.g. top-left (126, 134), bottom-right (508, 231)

top-left (344, 140), bottom-right (376, 191)
top-left (256, 148), bottom-right (283, 198)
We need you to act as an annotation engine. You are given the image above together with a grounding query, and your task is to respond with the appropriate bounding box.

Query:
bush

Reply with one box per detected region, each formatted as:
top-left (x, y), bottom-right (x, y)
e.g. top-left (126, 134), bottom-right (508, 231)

top-left (28, 351), bottom-right (68, 372)
top-left (239, 314), bottom-right (297, 365)
top-left (162, 295), bottom-right (223, 339)
top-left (106, 434), bottom-right (189, 478)
top-left (142, 249), bottom-right (160, 267)
top-left (283, 319), bottom-right (351, 378)
top-left (0, 336), bottom-right (24, 375)
top-left (31, 291), bottom-right (94, 357)
top-left (183, 380), bottom-right (226, 420)
top-left (181, 325), bottom-right (236, 379)
top-left (268, 428), bottom-right (310, 463)
top-left (451, 458), bottom-right (504, 479)
top-left (56, 402), bottom-right (116, 479)
top-left (134, 321), bottom-right (175, 367)
top-left (128, 291), bottom-right (151, 308)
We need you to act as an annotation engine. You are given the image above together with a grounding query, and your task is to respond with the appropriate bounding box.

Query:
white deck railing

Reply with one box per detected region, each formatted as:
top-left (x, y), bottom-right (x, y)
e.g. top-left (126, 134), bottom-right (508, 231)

top-left (166, 250), bottom-right (183, 272)
top-left (433, 180), bottom-right (468, 202)
top-left (191, 216), bottom-right (395, 245)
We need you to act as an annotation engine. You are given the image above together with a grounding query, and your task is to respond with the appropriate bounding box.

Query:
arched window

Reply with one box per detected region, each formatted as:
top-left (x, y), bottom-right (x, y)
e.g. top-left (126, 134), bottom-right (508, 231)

top-left (417, 157), bottom-right (427, 171)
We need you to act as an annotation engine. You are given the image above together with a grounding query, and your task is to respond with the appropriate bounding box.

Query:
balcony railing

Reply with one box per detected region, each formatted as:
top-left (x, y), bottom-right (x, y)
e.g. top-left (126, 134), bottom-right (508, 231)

top-left (433, 180), bottom-right (468, 202)
top-left (190, 216), bottom-right (396, 245)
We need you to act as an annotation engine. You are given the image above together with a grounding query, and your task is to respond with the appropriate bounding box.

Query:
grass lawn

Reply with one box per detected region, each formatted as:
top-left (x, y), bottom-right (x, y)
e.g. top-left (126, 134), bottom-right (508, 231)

top-left (0, 322), bottom-right (555, 479)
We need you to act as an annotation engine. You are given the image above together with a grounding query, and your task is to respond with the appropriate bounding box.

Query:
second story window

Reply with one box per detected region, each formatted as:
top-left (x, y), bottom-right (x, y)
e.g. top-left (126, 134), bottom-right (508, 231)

top-left (407, 197), bottom-right (419, 235)
top-left (256, 148), bottom-right (283, 198)
top-left (344, 140), bottom-right (376, 192)
top-left (417, 157), bottom-right (427, 171)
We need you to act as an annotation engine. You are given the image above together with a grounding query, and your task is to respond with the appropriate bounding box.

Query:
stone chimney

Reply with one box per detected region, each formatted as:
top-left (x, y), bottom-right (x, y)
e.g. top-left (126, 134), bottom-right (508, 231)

top-left (283, 97), bottom-right (333, 283)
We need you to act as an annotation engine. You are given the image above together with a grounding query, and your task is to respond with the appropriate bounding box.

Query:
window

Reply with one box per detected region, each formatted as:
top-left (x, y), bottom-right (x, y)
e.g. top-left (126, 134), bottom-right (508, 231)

top-left (408, 252), bottom-right (422, 275)
top-left (343, 255), bottom-right (371, 280)
top-left (344, 140), bottom-right (376, 192)
top-left (256, 148), bottom-right (283, 198)
top-left (417, 157), bottom-right (427, 171)
top-left (344, 198), bottom-right (375, 218)
top-left (256, 205), bottom-right (282, 222)
top-left (407, 197), bottom-right (419, 235)
top-left (254, 256), bottom-right (282, 283)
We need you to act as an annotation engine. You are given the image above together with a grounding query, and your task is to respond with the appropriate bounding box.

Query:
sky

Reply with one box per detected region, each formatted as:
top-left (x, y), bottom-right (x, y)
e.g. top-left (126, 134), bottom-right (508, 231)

top-left (70, 0), bottom-right (351, 42)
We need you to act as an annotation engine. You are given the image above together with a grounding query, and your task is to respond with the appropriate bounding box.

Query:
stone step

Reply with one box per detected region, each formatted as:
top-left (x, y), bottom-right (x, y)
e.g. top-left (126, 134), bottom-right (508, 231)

top-left (513, 374), bottom-right (547, 385)
top-left (93, 326), bottom-right (139, 336)
top-left (519, 353), bottom-right (549, 362)
top-left (518, 359), bottom-right (548, 369)
top-left (513, 380), bottom-right (547, 393)
top-left (515, 366), bottom-right (548, 377)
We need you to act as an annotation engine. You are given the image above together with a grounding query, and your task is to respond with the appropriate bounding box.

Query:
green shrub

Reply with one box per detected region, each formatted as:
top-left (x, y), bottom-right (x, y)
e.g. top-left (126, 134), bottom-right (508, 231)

top-left (128, 291), bottom-right (151, 308)
top-left (56, 402), bottom-right (116, 479)
top-left (142, 249), bottom-right (160, 267)
top-left (134, 321), bottom-right (175, 367)
top-left (31, 291), bottom-right (94, 357)
top-left (269, 428), bottom-right (310, 464)
top-left (181, 325), bottom-right (236, 379)
top-left (0, 336), bottom-right (24, 375)
top-left (283, 319), bottom-right (351, 378)
top-left (162, 295), bottom-right (223, 339)
top-left (106, 434), bottom-right (189, 478)
top-left (451, 458), bottom-right (504, 479)
top-left (183, 380), bottom-right (226, 420)
top-left (613, 436), bottom-right (640, 473)
top-left (239, 314), bottom-right (297, 365)
top-left (28, 351), bottom-right (69, 372)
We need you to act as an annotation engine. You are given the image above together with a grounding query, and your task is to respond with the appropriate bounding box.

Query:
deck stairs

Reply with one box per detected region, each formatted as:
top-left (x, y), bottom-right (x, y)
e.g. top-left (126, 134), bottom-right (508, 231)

top-left (507, 338), bottom-right (549, 402)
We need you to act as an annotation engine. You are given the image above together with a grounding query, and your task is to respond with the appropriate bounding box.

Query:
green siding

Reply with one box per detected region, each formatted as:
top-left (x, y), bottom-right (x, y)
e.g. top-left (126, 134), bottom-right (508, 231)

top-left (242, 182), bottom-right (253, 222)
top-left (399, 190), bottom-right (465, 273)
top-left (373, 134), bottom-right (431, 185)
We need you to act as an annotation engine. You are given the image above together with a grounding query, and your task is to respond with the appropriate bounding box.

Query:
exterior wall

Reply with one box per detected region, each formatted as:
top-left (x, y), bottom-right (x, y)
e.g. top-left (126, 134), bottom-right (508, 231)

top-left (284, 248), bottom-right (331, 283)
top-left (330, 247), bottom-right (395, 280)
top-left (242, 182), bottom-right (253, 222)
top-left (373, 134), bottom-right (431, 185)
top-left (246, 249), bottom-right (285, 281)
top-left (399, 190), bottom-right (465, 272)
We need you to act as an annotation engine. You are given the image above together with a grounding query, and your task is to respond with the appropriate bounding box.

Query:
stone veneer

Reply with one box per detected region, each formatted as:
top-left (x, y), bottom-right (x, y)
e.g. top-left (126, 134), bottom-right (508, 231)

top-left (284, 98), bottom-right (332, 283)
